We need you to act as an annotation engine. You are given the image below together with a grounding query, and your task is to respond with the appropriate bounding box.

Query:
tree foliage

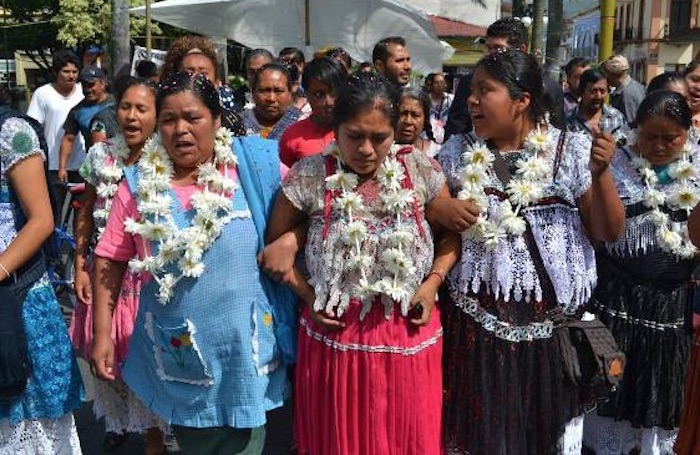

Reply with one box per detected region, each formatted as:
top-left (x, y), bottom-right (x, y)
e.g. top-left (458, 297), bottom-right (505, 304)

top-left (53, 0), bottom-right (160, 48)
top-left (0, 0), bottom-right (61, 71)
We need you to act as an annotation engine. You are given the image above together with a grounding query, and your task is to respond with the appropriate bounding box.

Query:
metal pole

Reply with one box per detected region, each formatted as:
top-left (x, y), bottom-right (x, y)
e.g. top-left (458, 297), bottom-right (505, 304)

top-left (599, 0), bottom-right (616, 61)
top-left (530, 0), bottom-right (546, 62)
top-left (304, 0), bottom-right (310, 46)
top-left (146, 0), bottom-right (152, 58)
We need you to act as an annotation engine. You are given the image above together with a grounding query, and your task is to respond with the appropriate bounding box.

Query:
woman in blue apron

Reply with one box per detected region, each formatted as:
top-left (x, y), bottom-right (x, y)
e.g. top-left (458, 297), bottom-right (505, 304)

top-left (90, 72), bottom-right (296, 454)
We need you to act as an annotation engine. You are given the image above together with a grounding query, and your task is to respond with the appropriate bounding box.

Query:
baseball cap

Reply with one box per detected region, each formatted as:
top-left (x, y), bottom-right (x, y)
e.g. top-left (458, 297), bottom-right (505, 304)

top-left (79, 65), bottom-right (107, 83)
top-left (603, 55), bottom-right (629, 75)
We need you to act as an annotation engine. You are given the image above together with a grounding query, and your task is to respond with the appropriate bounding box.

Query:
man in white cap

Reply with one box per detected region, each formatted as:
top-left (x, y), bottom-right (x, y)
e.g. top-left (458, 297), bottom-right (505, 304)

top-left (601, 55), bottom-right (646, 126)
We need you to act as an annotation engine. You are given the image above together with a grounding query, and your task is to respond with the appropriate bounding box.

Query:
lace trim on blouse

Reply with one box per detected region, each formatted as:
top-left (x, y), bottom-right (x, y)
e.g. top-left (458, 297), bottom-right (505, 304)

top-left (605, 145), bottom-right (700, 257)
top-left (439, 131), bottom-right (596, 310)
top-left (283, 150), bottom-right (445, 317)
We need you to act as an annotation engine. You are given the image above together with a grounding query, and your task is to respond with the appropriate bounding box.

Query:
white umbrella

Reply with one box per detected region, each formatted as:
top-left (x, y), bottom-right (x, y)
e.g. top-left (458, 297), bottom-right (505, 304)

top-left (132, 0), bottom-right (448, 74)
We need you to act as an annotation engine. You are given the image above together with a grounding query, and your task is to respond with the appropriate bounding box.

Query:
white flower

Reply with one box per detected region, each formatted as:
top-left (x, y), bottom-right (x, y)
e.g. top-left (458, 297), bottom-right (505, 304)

top-left (462, 143), bottom-right (495, 167)
top-left (643, 189), bottom-right (666, 208)
top-left (382, 190), bottom-right (415, 212)
top-left (639, 167), bottom-right (658, 185)
top-left (658, 227), bottom-right (683, 252)
top-left (343, 221), bottom-right (367, 245)
top-left (347, 253), bottom-right (373, 270)
top-left (353, 277), bottom-right (377, 302)
top-left (669, 184), bottom-right (700, 211)
top-left (387, 228), bottom-right (414, 247)
top-left (377, 159), bottom-right (405, 191)
top-left (678, 241), bottom-right (698, 258)
top-left (376, 277), bottom-right (411, 306)
top-left (381, 248), bottom-right (416, 277)
top-left (515, 156), bottom-right (550, 180)
top-left (158, 239), bottom-right (183, 264)
top-left (669, 161), bottom-right (697, 180)
top-left (100, 164), bottom-right (123, 181)
top-left (649, 209), bottom-right (669, 227)
top-left (480, 221), bottom-right (506, 250)
top-left (631, 155), bottom-right (650, 171)
top-left (325, 169), bottom-right (359, 192)
top-left (96, 182), bottom-right (119, 198)
top-left (524, 129), bottom-right (553, 153)
top-left (335, 192), bottom-right (365, 212)
top-left (507, 178), bottom-right (543, 207)
top-left (457, 189), bottom-right (489, 211)
top-left (93, 208), bottom-right (110, 221)
top-left (459, 164), bottom-right (487, 192)
top-left (124, 217), bottom-right (144, 235)
top-left (179, 257), bottom-right (206, 278)
top-left (501, 215), bottom-right (527, 236)
top-left (138, 194), bottom-right (172, 217)
top-left (156, 274), bottom-right (177, 304)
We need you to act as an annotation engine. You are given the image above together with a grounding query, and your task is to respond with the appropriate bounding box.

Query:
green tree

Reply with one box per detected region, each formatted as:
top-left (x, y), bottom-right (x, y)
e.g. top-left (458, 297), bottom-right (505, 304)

top-left (1, 0), bottom-right (61, 72)
top-left (53, 0), bottom-right (160, 48)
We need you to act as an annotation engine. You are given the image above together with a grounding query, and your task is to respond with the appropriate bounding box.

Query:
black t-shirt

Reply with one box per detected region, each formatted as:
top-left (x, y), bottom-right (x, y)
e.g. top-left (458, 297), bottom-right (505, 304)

top-left (63, 96), bottom-right (117, 149)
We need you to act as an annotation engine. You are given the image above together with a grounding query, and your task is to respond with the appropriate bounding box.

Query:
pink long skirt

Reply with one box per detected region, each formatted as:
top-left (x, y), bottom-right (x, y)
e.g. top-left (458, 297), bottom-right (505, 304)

top-left (69, 270), bottom-right (141, 376)
top-left (294, 300), bottom-right (444, 455)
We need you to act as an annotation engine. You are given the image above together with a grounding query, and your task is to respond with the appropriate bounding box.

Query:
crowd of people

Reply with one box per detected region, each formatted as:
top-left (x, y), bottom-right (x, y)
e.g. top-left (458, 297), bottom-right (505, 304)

top-left (2, 13), bottom-right (700, 455)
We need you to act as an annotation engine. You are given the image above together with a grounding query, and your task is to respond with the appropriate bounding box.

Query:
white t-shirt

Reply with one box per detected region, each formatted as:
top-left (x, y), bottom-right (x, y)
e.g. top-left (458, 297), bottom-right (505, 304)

top-left (27, 83), bottom-right (85, 171)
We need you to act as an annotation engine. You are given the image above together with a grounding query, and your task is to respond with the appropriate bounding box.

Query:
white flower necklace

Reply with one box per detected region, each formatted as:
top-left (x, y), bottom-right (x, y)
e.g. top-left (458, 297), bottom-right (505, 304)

top-left (92, 135), bottom-right (132, 239)
top-left (125, 127), bottom-right (238, 304)
top-left (323, 143), bottom-right (418, 319)
top-left (630, 140), bottom-right (699, 258)
top-left (458, 127), bottom-right (555, 250)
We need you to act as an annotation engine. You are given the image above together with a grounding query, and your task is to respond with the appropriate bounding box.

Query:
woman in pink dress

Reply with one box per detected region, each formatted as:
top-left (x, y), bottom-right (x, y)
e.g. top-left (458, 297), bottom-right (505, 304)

top-left (264, 73), bottom-right (460, 454)
top-left (69, 77), bottom-right (166, 453)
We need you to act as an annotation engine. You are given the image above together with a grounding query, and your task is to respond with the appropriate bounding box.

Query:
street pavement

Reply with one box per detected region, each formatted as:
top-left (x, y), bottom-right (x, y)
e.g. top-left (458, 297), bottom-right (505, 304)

top-left (62, 295), bottom-right (294, 455)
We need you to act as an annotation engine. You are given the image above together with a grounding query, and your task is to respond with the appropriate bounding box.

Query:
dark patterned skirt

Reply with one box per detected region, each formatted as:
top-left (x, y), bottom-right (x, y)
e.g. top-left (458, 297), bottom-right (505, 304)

top-left (442, 285), bottom-right (588, 455)
top-left (592, 250), bottom-right (695, 430)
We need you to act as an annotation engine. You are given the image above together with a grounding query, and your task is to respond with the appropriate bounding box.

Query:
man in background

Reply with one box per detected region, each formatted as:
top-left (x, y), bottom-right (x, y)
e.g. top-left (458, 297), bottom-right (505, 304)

top-left (27, 49), bottom-right (84, 217)
top-left (372, 36), bottom-right (412, 88)
top-left (563, 57), bottom-right (592, 115)
top-left (601, 55), bottom-right (646, 126)
top-left (444, 18), bottom-right (566, 141)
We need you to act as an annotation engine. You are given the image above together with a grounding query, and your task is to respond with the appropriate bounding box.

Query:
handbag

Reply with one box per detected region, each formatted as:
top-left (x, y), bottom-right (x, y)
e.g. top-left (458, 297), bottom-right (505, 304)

top-left (489, 131), bottom-right (626, 401)
top-left (0, 251), bottom-right (45, 399)
top-left (549, 307), bottom-right (626, 401)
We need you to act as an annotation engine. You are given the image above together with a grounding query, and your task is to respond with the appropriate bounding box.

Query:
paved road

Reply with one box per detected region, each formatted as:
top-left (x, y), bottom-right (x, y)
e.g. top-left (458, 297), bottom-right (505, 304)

top-left (62, 296), bottom-right (294, 455)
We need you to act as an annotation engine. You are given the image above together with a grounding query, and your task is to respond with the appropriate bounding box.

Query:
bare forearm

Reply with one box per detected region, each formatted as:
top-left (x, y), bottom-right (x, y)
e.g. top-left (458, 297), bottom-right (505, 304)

top-left (58, 135), bottom-right (75, 171)
top-left (424, 230), bottom-right (460, 293)
top-left (92, 256), bottom-right (127, 336)
top-left (74, 186), bottom-right (96, 270)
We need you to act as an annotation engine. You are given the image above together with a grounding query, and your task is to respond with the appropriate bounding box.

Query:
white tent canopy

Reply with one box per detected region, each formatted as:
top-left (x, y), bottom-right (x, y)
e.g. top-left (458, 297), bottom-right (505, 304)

top-left (132, 0), bottom-right (449, 74)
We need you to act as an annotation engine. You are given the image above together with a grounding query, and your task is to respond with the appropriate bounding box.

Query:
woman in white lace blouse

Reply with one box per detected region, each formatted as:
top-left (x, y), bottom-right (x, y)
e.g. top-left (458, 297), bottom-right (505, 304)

top-left (429, 48), bottom-right (624, 454)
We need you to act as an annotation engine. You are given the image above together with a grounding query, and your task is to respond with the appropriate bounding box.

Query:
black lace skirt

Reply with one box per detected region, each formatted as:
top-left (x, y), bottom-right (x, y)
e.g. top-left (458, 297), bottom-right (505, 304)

top-left (592, 250), bottom-right (696, 430)
top-left (441, 286), bottom-right (588, 455)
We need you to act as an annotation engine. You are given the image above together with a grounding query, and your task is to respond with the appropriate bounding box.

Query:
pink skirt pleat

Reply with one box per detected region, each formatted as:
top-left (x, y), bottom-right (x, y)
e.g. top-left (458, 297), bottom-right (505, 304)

top-left (294, 301), bottom-right (444, 455)
top-left (69, 270), bottom-right (141, 375)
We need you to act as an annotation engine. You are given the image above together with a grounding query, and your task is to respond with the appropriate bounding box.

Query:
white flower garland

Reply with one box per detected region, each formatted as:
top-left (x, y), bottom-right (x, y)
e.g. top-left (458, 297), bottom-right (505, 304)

top-left (629, 139), bottom-right (699, 258)
top-left (125, 127), bottom-right (238, 304)
top-left (457, 128), bottom-right (555, 250)
top-left (323, 143), bottom-right (418, 319)
top-left (92, 135), bottom-right (131, 239)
